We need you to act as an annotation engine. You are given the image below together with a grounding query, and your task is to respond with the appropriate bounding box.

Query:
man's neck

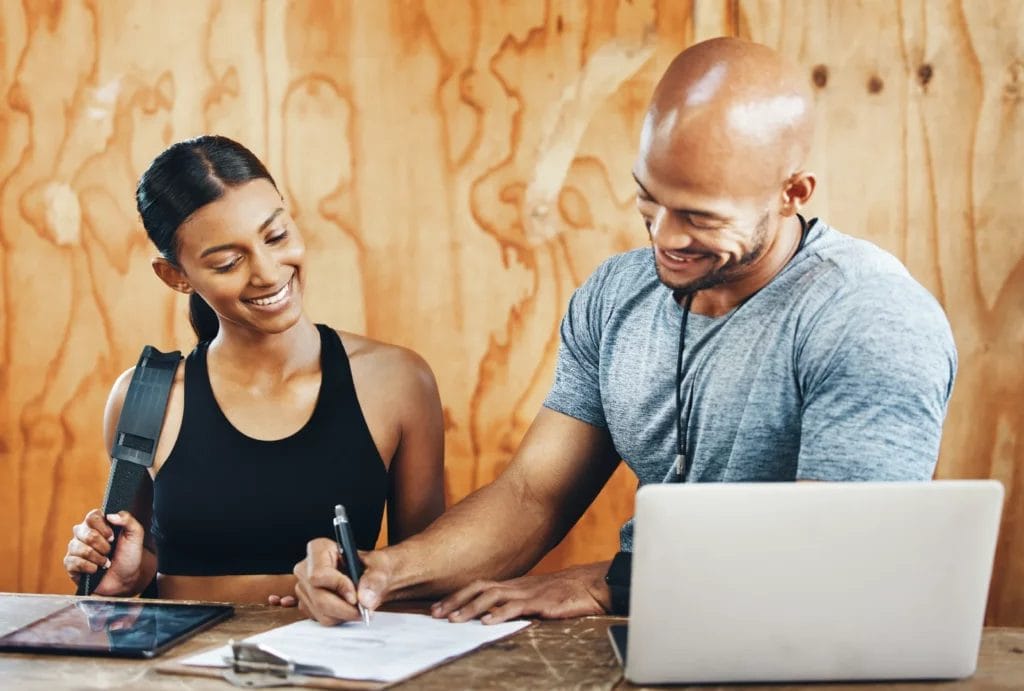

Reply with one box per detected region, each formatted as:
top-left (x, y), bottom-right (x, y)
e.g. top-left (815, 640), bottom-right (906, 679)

top-left (688, 214), bottom-right (805, 317)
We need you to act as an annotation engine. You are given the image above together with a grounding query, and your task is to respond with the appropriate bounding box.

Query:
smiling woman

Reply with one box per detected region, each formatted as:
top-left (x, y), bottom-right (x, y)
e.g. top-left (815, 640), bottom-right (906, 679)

top-left (61, 136), bottom-right (446, 605)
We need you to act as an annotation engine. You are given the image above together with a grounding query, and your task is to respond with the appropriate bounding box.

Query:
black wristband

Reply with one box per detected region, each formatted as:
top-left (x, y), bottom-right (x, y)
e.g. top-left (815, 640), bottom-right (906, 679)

top-left (604, 551), bottom-right (632, 616)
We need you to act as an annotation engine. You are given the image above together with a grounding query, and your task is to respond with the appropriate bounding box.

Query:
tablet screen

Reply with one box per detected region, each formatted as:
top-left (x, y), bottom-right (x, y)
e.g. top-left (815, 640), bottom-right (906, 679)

top-left (0, 600), bottom-right (233, 658)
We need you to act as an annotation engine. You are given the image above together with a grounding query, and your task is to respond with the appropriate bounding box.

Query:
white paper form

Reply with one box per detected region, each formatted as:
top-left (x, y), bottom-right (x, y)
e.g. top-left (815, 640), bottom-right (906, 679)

top-left (181, 612), bottom-right (530, 683)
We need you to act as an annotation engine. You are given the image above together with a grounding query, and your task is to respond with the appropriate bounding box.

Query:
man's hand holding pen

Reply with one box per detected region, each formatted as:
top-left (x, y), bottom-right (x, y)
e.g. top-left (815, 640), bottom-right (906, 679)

top-left (293, 505), bottom-right (397, 627)
top-left (293, 537), bottom-right (394, 627)
top-left (333, 505), bottom-right (371, 626)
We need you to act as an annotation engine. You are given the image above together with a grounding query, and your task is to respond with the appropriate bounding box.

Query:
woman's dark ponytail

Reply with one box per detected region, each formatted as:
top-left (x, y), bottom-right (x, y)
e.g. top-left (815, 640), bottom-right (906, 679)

top-left (135, 135), bottom-right (278, 343)
top-left (188, 294), bottom-right (220, 344)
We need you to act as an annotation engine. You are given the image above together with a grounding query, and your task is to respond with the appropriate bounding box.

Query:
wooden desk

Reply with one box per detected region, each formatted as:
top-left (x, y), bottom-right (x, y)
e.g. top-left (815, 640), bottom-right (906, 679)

top-left (1, 594), bottom-right (1022, 689)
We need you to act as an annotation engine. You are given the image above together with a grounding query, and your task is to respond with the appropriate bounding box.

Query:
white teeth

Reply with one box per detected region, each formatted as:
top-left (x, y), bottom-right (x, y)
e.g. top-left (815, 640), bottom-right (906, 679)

top-left (247, 281), bottom-right (289, 306)
top-left (664, 249), bottom-right (697, 261)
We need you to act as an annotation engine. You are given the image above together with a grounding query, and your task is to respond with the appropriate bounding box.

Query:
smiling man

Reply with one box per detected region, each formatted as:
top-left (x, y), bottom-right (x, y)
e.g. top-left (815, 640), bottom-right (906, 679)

top-left (293, 37), bottom-right (957, 625)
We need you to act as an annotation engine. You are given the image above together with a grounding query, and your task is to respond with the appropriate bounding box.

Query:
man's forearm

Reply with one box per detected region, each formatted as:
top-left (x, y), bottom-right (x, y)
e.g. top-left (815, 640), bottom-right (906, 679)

top-left (372, 408), bottom-right (621, 603)
top-left (382, 473), bottom-right (565, 600)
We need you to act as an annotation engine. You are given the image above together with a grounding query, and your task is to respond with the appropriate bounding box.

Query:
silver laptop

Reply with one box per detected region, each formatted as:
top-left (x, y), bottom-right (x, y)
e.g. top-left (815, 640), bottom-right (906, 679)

top-left (609, 480), bottom-right (1003, 684)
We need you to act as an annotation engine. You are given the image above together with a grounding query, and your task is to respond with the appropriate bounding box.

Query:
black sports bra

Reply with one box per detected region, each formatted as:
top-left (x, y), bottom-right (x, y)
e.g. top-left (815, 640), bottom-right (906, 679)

top-left (152, 324), bottom-right (387, 575)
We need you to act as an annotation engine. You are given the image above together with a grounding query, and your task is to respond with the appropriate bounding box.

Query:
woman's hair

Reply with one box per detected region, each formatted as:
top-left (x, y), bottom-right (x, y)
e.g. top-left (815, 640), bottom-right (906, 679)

top-left (135, 135), bottom-right (279, 343)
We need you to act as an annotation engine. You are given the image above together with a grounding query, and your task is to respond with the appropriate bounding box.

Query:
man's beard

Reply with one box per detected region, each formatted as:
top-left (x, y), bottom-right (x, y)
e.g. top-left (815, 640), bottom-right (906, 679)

top-left (653, 211), bottom-right (771, 296)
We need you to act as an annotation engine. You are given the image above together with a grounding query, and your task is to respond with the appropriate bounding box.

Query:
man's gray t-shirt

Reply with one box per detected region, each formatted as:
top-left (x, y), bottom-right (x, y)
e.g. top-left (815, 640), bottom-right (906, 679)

top-left (543, 221), bottom-right (957, 550)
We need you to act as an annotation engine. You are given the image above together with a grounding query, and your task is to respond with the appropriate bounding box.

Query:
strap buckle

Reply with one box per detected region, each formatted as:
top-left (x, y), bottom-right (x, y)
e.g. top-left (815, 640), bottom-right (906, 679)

top-left (221, 640), bottom-right (332, 688)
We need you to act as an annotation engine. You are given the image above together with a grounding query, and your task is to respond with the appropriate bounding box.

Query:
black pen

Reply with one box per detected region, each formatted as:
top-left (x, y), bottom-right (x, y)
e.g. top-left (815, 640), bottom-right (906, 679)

top-left (333, 504), bottom-right (371, 626)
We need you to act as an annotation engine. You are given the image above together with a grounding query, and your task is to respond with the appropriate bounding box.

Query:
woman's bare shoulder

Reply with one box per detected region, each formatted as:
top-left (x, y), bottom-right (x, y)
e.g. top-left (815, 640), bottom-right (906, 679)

top-left (333, 329), bottom-right (436, 386)
top-left (105, 367), bottom-right (135, 418)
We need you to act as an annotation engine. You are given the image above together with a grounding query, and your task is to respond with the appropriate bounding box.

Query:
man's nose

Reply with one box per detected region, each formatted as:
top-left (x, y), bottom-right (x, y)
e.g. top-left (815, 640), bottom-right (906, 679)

top-left (649, 208), bottom-right (692, 246)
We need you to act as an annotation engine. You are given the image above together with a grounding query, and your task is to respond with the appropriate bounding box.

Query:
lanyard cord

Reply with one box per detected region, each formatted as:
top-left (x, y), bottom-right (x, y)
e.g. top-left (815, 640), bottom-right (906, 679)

top-left (672, 214), bottom-right (812, 479)
top-left (674, 292), bottom-right (695, 478)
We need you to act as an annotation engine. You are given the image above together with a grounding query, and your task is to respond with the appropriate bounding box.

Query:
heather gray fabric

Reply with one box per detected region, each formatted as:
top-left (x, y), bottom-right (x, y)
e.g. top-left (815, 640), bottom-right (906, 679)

top-left (543, 220), bottom-right (957, 550)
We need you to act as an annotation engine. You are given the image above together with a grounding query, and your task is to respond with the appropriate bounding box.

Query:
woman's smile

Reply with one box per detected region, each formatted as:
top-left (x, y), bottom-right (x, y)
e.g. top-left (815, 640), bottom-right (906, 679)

top-left (243, 273), bottom-right (295, 311)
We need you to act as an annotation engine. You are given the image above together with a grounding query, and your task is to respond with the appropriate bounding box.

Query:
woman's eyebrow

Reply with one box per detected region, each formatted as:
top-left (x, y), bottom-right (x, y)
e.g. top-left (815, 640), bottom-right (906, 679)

top-left (199, 208), bottom-right (284, 258)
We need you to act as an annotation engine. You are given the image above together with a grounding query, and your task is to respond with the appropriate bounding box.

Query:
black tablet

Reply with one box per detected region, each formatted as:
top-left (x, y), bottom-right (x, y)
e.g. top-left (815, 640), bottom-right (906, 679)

top-left (0, 600), bottom-right (234, 659)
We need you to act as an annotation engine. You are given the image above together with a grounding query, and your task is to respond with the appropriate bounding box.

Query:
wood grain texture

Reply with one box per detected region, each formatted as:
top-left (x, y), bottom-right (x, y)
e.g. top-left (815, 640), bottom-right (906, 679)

top-left (726, 0), bottom-right (1024, 627)
top-left (1, 1), bottom-right (1021, 625)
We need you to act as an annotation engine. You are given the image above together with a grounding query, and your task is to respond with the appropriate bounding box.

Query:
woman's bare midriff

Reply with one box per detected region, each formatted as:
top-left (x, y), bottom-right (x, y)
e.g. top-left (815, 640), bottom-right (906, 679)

top-left (155, 573), bottom-right (297, 604)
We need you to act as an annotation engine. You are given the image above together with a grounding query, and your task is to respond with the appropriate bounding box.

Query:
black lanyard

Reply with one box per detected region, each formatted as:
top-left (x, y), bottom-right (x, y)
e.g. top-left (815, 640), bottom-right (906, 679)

top-left (673, 292), bottom-right (696, 478)
top-left (673, 214), bottom-right (812, 479)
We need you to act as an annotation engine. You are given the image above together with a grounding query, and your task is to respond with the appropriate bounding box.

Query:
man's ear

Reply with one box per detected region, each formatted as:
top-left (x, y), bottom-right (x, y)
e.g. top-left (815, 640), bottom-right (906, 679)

top-left (780, 171), bottom-right (816, 216)
top-left (152, 257), bottom-right (193, 295)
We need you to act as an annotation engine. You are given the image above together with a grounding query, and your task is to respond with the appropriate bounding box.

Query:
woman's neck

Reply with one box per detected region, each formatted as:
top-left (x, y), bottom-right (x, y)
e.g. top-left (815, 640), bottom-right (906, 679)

top-left (207, 315), bottom-right (321, 384)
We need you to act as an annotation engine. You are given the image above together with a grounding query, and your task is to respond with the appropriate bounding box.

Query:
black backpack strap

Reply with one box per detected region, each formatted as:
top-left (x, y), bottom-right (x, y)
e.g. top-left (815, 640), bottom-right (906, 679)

top-left (77, 346), bottom-right (181, 597)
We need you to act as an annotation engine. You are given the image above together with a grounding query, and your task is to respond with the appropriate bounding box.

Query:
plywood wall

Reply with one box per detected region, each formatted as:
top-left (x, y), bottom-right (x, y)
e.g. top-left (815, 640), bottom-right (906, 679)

top-left (1, 1), bottom-right (1020, 625)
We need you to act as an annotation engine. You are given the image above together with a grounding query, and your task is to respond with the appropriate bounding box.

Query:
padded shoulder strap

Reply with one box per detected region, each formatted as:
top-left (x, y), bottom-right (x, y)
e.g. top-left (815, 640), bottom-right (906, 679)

top-left (77, 346), bottom-right (181, 597)
top-left (111, 346), bottom-right (182, 467)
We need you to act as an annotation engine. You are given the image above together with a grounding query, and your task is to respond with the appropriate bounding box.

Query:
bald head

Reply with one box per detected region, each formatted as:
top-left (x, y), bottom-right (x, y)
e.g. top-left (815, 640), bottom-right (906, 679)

top-left (638, 37), bottom-right (814, 198)
top-left (632, 38), bottom-right (818, 306)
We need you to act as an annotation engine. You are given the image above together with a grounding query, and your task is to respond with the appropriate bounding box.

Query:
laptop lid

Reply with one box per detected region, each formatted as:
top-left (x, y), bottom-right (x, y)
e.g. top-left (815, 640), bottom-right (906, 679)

top-left (624, 480), bottom-right (1004, 684)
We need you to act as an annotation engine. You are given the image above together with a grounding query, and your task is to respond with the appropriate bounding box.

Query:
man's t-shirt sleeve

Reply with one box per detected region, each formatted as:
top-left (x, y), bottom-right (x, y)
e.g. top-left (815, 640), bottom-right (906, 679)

top-left (795, 274), bottom-right (957, 480)
top-left (542, 261), bottom-right (615, 429)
